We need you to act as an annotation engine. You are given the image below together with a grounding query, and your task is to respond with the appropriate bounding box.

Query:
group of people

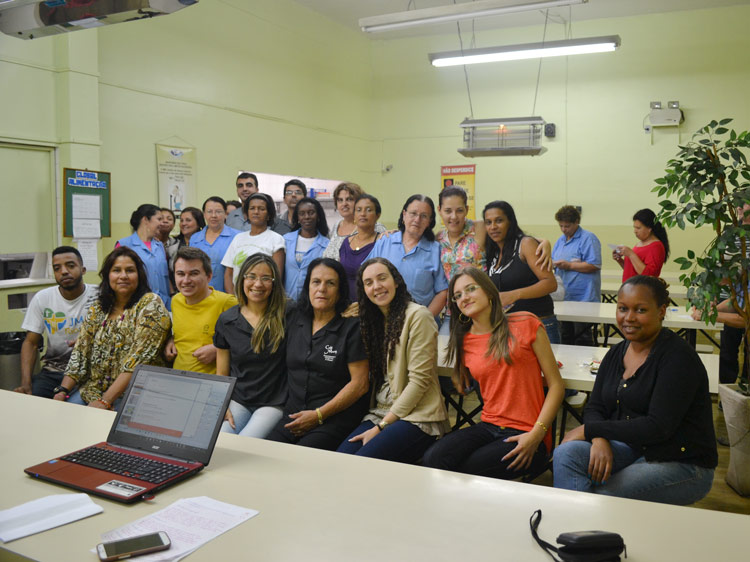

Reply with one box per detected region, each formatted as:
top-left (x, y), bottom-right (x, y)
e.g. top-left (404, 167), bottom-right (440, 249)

top-left (14, 174), bottom-right (718, 507)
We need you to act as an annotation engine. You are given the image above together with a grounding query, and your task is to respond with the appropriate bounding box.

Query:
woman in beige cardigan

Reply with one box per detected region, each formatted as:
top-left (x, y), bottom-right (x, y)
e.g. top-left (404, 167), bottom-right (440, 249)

top-left (336, 257), bottom-right (449, 463)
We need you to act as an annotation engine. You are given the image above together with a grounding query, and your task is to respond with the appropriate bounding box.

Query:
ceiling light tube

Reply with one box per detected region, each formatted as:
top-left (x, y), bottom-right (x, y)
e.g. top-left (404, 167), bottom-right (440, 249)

top-left (360, 0), bottom-right (587, 33)
top-left (429, 35), bottom-right (620, 67)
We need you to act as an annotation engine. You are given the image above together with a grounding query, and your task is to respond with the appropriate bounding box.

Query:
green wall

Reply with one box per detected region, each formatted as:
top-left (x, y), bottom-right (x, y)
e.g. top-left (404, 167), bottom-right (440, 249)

top-left (1, 1), bottom-right (750, 290)
top-left (368, 5), bottom-right (750, 270)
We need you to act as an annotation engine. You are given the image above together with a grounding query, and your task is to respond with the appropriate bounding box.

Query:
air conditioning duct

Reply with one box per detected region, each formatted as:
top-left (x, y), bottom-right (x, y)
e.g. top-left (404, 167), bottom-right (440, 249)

top-left (0, 0), bottom-right (197, 40)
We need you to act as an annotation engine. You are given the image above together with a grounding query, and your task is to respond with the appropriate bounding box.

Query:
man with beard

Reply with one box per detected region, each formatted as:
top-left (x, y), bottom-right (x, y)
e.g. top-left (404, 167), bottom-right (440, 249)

top-left (14, 246), bottom-right (98, 398)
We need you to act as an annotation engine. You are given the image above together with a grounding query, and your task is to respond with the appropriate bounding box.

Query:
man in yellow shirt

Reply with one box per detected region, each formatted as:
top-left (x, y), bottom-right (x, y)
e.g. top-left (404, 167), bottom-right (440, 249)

top-left (165, 247), bottom-right (237, 373)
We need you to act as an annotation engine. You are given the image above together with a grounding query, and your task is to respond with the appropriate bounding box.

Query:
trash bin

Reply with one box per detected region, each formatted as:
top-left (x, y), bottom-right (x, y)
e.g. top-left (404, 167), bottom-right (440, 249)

top-left (0, 331), bottom-right (25, 391)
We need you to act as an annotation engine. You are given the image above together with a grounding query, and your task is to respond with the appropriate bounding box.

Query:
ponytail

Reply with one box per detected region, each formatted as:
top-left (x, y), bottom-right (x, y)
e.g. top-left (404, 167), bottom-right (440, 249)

top-left (633, 208), bottom-right (670, 261)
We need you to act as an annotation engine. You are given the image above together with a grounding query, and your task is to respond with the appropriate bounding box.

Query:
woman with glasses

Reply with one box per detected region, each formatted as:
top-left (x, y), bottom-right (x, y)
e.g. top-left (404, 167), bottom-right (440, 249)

top-left (423, 267), bottom-right (564, 480)
top-left (337, 258), bottom-right (449, 463)
top-left (268, 258), bottom-right (370, 450)
top-left (283, 197), bottom-right (330, 301)
top-left (214, 254), bottom-right (290, 438)
top-left (189, 197), bottom-right (241, 292)
top-left (367, 194), bottom-right (448, 320)
top-left (221, 193), bottom-right (285, 294)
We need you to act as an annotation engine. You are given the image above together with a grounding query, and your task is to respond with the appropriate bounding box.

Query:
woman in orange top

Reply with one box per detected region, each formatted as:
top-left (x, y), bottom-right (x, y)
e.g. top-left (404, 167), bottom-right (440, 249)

top-left (423, 266), bottom-right (564, 479)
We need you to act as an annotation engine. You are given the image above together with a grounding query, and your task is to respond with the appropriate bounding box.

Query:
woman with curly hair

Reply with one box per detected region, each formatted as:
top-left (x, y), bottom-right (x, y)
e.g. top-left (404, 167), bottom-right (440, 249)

top-left (423, 267), bottom-right (564, 480)
top-left (337, 257), bottom-right (449, 463)
top-left (53, 247), bottom-right (171, 410)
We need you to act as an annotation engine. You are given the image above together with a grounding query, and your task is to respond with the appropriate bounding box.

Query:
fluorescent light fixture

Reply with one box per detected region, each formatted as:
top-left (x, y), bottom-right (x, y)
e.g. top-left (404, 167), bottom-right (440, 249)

top-left (360, 0), bottom-right (587, 33)
top-left (429, 35), bottom-right (620, 67)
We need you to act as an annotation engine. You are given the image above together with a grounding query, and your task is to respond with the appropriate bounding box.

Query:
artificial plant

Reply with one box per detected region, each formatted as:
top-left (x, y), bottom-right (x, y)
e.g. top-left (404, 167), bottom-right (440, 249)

top-left (653, 118), bottom-right (750, 394)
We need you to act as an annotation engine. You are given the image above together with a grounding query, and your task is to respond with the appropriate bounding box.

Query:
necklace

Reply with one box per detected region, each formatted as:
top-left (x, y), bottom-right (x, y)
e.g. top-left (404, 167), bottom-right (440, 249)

top-left (352, 231), bottom-right (375, 251)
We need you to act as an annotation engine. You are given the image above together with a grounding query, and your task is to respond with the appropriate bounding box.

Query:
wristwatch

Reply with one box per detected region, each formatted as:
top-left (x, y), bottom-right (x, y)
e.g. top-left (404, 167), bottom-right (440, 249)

top-left (377, 419), bottom-right (390, 431)
top-left (52, 385), bottom-right (71, 396)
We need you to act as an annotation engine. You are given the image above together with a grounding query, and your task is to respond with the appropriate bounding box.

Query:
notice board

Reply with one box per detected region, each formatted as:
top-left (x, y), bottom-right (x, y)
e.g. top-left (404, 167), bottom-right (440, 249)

top-left (63, 168), bottom-right (111, 238)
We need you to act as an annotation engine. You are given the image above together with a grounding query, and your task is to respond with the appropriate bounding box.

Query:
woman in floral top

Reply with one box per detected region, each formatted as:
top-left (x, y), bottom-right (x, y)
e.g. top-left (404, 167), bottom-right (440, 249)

top-left (436, 187), bottom-right (553, 334)
top-left (436, 187), bottom-right (487, 334)
top-left (53, 247), bottom-right (171, 409)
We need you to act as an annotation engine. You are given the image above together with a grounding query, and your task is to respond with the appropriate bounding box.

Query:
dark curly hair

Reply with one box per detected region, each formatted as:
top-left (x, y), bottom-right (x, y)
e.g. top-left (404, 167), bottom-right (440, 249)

top-left (356, 257), bottom-right (413, 388)
top-left (98, 246), bottom-right (151, 313)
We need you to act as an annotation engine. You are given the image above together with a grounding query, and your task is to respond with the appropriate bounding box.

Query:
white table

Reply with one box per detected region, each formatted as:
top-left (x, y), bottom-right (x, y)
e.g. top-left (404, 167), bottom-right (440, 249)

top-left (1, 391), bottom-right (747, 562)
top-left (550, 344), bottom-right (719, 394)
top-left (600, 280), bottom-right (689, 301)
top-left (600, 268), bottom-right (682, 284)
top-left (554, 300), bottom-right (722, 348)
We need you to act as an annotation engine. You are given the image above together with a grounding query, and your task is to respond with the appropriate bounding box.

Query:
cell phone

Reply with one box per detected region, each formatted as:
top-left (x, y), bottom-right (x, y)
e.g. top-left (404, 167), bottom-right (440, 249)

top-left (97, 531), bottom-right (171, 561)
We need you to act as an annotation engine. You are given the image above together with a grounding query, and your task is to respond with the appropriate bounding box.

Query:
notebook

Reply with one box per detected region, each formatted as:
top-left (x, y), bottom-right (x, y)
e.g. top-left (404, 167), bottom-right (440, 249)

top-left (24, 366), bottom-right (235, 503)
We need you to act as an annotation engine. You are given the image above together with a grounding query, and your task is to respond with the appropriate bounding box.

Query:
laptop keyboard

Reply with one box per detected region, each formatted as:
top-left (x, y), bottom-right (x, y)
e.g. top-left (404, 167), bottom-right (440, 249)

top-left (61, 446), bottom-right (190, 484)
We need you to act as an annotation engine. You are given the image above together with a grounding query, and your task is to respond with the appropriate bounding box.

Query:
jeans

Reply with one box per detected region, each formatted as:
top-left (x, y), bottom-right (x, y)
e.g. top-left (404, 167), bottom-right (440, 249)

top-left (336, 420), bottom-right (436, 464)
top-left (540, 315), bottom-right (561, 344)
top-left (423, 422), bottom-right (548, 480)
top-left (553, 439), bottom-right (715, 505)
top-left (220, 400), bottom-right (283, 439)
top-left (66, 389), bottom-right (123, 411)
top-left (31, 368), bottom-right (64, 399)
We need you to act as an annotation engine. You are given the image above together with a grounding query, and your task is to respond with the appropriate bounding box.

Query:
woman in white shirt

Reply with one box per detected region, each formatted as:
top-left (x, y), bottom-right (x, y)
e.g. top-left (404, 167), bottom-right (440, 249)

top-left (221, 193), bottom-right (285, 293)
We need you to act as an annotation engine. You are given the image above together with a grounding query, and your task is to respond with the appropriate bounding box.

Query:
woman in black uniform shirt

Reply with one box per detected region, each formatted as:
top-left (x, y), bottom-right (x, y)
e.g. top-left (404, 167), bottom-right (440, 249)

top-left (484, 200), bottom-right (560, 343)
top-left (267, 257), bottom-right (370, 450)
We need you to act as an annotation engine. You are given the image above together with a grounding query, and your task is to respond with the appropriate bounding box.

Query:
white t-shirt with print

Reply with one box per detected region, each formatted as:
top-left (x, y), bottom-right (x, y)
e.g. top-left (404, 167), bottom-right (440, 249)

top-left (22, 284), bottom-right (98, 372)
top-left (221, 229), bottom-right (286, 283)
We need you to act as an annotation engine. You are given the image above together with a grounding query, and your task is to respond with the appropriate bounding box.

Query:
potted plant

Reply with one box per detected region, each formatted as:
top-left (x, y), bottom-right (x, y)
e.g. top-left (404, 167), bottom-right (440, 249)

top-left (653, 118), bottom-right (750, 496)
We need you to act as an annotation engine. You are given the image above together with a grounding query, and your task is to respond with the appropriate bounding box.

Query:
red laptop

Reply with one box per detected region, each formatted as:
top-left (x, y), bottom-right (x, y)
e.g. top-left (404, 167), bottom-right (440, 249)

top-left (25, 366), bottom-right (235, 503)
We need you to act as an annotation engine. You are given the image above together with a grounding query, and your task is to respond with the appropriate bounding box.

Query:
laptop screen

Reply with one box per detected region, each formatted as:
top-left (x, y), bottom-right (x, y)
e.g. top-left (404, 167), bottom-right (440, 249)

top-left (107, 366), bottom-right (235, 466)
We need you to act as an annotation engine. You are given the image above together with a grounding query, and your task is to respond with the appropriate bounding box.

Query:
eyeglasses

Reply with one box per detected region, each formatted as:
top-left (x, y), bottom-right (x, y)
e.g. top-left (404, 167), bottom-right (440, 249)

top-left (243, 274), bottom-right (275, 284)
top-left (406, 211), bottom-right (430, 222)
top-left (452, 284), bottom-right (480, 302)
top-left (285, 190), bottom-right (304, 196)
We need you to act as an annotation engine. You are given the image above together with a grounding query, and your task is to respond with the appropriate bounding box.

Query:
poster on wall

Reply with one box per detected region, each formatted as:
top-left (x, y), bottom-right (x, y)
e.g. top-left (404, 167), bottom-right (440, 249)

top-left (440, 164), bottom-right (476, 219)
top-left (156, 144), bottom-right (196, 211)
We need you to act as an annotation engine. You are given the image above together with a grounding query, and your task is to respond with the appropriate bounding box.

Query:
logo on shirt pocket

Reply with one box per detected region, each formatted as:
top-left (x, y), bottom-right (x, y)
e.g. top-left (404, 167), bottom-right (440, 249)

top-left (323, 344), bottom-right (338, 362)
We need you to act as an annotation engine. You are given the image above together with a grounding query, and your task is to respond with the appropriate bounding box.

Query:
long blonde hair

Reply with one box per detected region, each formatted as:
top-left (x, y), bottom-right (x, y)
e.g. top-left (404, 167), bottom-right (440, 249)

top-left (447, 267), bottom-right (515, 381)
top-left (235, 254), bottom-right (286, 354)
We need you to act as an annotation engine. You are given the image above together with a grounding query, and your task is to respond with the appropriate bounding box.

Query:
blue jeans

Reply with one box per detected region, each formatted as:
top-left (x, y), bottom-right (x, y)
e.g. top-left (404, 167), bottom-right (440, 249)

top-left (553, 439), bottom-right (715, 505)
top-left (540, 315), bottom-right (561, 344)
top-left (336, 420), bottom-right (436, 464)
top-left (220, 400), bottom-right (283, 439)
top-left (423, 421), bottom-right (548, 480)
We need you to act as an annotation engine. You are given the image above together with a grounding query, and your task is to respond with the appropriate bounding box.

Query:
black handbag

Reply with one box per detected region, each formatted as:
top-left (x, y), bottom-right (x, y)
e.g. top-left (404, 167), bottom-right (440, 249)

top-left (529, 509), bottom-right (627, 562)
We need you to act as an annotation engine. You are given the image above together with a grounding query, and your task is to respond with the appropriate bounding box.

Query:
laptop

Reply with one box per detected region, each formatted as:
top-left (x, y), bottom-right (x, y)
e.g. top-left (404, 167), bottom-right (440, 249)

top-left (25, 366), bottom-right (235, 503)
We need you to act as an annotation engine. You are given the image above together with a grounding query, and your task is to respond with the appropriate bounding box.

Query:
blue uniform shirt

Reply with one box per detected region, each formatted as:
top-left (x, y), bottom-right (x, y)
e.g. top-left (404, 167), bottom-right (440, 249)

top-left (367, 231), bottom-right (449, 307)
top-left (283, 231), bottom-right (329, 301)
top-left (552, 226), bottom-right (602, 302)
top-left (189, 225), bottom-right (240, 292)
top-left (117, 232), bottom-right (171, 310)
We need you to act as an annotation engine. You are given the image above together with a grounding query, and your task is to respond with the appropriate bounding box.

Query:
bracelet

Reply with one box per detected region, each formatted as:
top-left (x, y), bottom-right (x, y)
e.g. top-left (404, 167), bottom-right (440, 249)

top-left (535, 420), bottom-right (548, 433)
top-left (316, 408), bottom-right (324, 425)
top-left (99, 398), bottom-right (113, 410)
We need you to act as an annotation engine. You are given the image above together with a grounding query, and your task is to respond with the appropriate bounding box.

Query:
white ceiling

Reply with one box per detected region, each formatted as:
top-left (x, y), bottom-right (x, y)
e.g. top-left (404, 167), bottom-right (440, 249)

top-left (293, 0), bottom-right (750, 37)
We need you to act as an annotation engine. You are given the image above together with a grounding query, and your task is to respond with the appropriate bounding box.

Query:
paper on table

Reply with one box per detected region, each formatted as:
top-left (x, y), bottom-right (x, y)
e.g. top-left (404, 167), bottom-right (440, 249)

top-left (73, 219), bottom-right (101, 239)
top-left (98, 496), bottom-right (258, 562)
top-left (72, 193), bottom-right (101, 220)
top-left (76, 239), bottom-right (99, 271)
top-left (0, 494), bottom-right (102, 542)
